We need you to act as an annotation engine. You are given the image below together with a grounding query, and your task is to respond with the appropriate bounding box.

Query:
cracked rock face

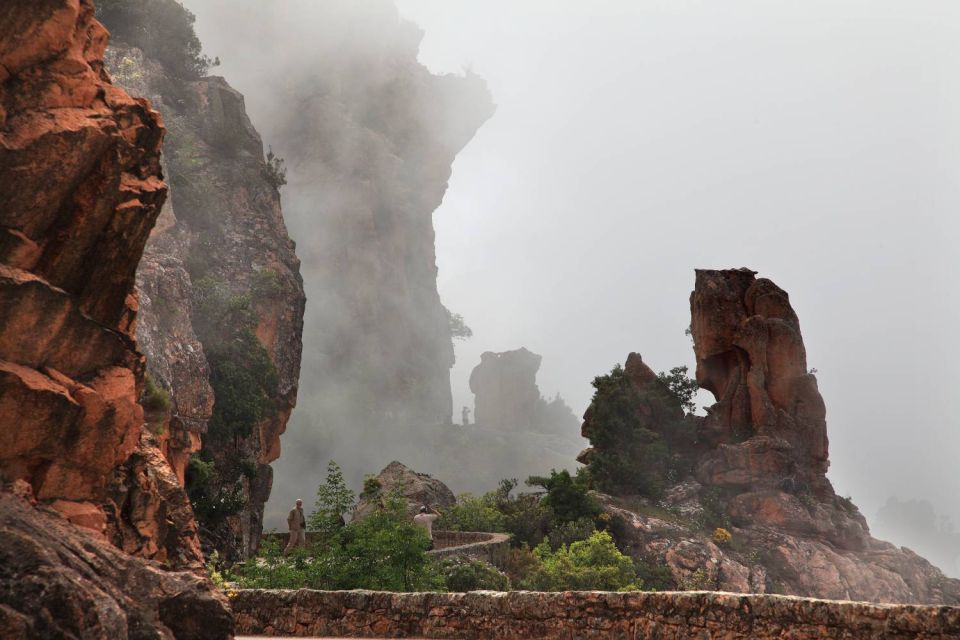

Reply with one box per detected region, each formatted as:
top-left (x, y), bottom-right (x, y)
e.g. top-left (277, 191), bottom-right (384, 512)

top-left (101, 40), bottom-right (306, 560)
top-left (0, 492), bottom-right (231, 640)
top-left (0, 0), bottom-right (166, 538)
top-left (0, 1), bottom-right (230, 634)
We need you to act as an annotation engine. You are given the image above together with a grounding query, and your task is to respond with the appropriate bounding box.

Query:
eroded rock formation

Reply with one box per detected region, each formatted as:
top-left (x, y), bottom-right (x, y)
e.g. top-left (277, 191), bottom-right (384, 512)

top-left (0, 1), bottom-right (230, 635)
top-left (470, 348), bottom-right (542, 430)
top-left (98, 3), bottom-right (305, 560)
top-left (470, 348), bottom-right (581, 435)
top-left (581, 269), bottom-right (960, 604)
top-left (691, 268), bottom-right (830, 495)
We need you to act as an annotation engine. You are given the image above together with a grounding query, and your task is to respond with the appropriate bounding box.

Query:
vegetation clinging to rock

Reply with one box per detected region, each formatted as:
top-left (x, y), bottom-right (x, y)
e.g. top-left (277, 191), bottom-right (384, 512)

top-left (95, 0), bottom-right (217, 79)
top-left (581, 363), bottom-right (700, 499)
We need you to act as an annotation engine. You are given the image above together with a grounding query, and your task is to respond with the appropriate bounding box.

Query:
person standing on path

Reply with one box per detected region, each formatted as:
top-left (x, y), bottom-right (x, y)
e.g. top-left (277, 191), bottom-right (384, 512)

top-left (413, 505), bottom-right (440, 550)
top-left (285, 498), bottom-right (307, 553)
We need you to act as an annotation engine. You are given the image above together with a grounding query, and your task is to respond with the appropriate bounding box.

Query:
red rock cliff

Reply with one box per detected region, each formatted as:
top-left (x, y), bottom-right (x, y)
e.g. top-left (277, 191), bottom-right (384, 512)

top-left (95, 18), bottom-right (305, 557)
top-left (0, 1), bottom-right (231, 636)
top-left (0, 0), bottom-right (164, 533)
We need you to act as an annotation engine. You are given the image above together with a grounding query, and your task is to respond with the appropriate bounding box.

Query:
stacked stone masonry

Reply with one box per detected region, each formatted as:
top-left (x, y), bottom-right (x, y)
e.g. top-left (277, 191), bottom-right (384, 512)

top-left (232, 589), bottom-right (960, 639)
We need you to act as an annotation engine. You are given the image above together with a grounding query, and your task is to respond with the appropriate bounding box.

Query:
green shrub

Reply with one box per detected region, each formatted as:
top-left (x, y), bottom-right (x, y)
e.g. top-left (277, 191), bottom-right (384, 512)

top-left (581, 363), bottom-right (699, 499)
top-left (679, 567), bottom-right (711, 591)
top-left (263, 147), bottom-right (287, 190)
top-left (526, 530), bottom-right (638, 591)
top-left (634, 557), bottom-right (675, 591)
top-left (446, 309), bottom-right (473, 341)
top-left (337, 504), bottom-right (433, 591)
top-left (439, 557), bottom-right (510, 592)
top-left (437, 493), bottom-right (506, 533)
top-left (207, 329), bottom-right (279, 440)
top-left (231, 489), bottom-right (433, 591)
top-left (489, 480), bottom-right (553, 549)
top-left (527, 469), bottom-right (600, 525)
top-left (656, 366), bottom-right (699, 415)
top-left (238, 458), bottom-right (258, 480)
top-left (362, 476), bottom-right (383, 501)
top-left (185, 457), bottom-right (247, 524)
top-left (698, 487), bottom-right (732, 531)
top-left (547, 517), bottom-right (597, 550)
top-left (228, 536), bottom-right (310, 589)
top-left (251, 268), bottom-right (284, 299)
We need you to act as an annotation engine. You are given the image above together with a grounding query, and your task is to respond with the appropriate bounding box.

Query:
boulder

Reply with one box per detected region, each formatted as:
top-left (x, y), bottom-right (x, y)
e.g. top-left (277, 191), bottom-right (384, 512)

top-left (0, 492), bottom-right (232, 640)
top-left (353, 461), bottom-right (455, 520)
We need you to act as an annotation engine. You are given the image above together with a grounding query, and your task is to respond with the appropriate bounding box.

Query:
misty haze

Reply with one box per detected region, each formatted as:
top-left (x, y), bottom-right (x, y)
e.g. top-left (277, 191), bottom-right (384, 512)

top-left (183, 0), bottom-right (960, 578)
top-left (2, 0), bottom-right (960, 636)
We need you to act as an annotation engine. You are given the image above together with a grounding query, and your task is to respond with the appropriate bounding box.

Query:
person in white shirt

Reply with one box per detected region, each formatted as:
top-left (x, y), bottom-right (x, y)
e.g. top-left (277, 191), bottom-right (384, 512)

top-left (413, 505), bottom-right (440, 550)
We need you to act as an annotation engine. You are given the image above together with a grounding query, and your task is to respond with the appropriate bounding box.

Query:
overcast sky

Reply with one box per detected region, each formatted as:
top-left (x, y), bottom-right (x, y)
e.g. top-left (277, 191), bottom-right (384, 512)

top-left (391, 0), bottom-right (960, 552)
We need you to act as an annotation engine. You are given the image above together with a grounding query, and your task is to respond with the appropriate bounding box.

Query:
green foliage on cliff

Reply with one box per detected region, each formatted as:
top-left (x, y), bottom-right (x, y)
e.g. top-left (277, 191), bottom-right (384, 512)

top-left (141, 374), bottom-right (171, 433)
top-left (192, 276), bottom-right (279, 442)
top-left (186, 457), bottom-right (247, 523)
top-left (95, 0), bottom-right (217, 79)
top-left (206, 329), bottom-right (278, 440)
top-left (656, 366), bottom-right (699, 415)
top-left (263, 147), bottom-right (287, 190)
top-left (446, 309), bottom-right (473, 341)
top-left (582, 364), bottom-right (699, 499)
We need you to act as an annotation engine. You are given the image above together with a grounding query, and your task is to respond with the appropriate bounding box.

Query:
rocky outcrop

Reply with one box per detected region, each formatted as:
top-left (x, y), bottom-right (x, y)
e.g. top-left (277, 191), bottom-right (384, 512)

top-left (469, 348), bottom-right (581, 435)
top-left (581, 269), bottom-right (960, 604)
top-left (0, 492), bottom-right (231, 640)
top-left (353, 461), bottom-right (456, 521)
top-left (0, 0), bottom-right (200, 568)
top-left (0, 0), bottom-right (164, 525)
top-left (99, 4), bottom-right (305, 560)
top-left (0, 1), bottom-right (229, 634)
top-left (232, 588), bottom-right (960, 639)
top-left (690, 268), bottom-right (830, 496)
top-left (470, 348), bottom-right (542, 430)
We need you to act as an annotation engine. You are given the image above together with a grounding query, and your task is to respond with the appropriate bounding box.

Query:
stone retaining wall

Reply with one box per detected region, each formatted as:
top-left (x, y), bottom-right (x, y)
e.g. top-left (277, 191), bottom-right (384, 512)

top-left (432, 531), bottom-right (498, 547)
top-left (429, 532), bottom-right (511, 568)
top-left (231, 589), bottom-right (960, 639)
top-left (261, 530), bottom-right (511, 568)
